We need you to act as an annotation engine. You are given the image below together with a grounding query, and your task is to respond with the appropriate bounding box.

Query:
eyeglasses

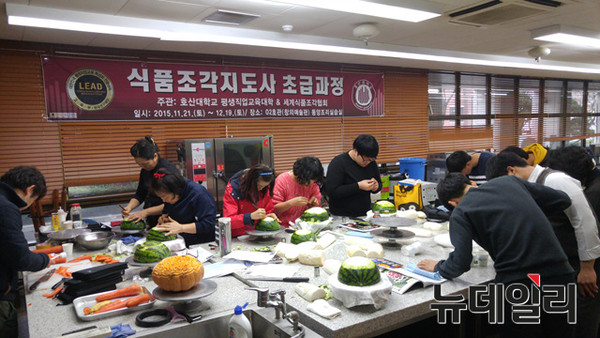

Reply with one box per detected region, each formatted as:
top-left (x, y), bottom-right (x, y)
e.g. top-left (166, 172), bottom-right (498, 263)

top-left (360, 155), bottom-right (377, 163)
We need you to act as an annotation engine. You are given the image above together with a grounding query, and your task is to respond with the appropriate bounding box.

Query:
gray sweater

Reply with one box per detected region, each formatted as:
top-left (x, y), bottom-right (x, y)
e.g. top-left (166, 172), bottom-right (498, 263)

top-left (436, 175), bottom-right (574, 283)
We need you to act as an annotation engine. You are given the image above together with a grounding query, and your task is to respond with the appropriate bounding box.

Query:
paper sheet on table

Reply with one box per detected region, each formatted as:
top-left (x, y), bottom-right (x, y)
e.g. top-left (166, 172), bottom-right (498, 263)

top-left (181, 247), bottom-right (215, 263)
top-left (222, 250), bottom-right (275, 263)
top-left (203, 259), bottom-right (248, 279)
top-left (241, 264), bottom-right (299, 279)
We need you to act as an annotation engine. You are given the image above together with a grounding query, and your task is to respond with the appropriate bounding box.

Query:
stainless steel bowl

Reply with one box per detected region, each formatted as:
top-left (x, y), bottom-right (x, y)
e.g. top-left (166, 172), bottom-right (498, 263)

top-left (76, 231), bottom-right (114, 250)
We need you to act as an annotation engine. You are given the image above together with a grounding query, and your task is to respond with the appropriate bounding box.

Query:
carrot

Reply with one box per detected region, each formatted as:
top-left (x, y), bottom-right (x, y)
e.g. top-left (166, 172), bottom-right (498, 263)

top-left (94, 254), bottom-right (113, 262)
top-left (95, 284), bottom-right (142, 302)
top-left (51, 257), bottom-right (67, 264)
top-left (68, 254), bottom-right (92, 263)
top-left (43, 287), bottom-right (62, 298)
top-left (126, 293), bottom-right (151, 307)
top-left (33, 245), bottom-right (63, 254)
top-left (93, 299), bottom-right (127, 314)
top-left (83, 307), bottom-right (91, 315)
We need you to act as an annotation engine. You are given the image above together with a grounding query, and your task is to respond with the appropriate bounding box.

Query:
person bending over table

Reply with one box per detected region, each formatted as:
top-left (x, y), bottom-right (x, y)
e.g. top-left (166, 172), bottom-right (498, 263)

top-left (273, 156), bottom-right (324, 226)
top-left (121, 136), bottom-right (179, 228)
top-left (146, 169), bottom-right (216, 246)
top-left (222, 164), bottom-right (279, 237)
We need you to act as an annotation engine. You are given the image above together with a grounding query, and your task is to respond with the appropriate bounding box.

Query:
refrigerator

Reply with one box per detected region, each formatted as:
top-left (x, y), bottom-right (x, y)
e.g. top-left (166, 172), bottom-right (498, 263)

top-left (181, 136), bottom-right (274, 213)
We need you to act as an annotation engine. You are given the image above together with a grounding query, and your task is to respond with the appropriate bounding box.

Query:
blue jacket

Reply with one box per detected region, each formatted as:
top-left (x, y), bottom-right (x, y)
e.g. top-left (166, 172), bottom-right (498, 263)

top-left (0, 182), bottom-right (49, 301)
top-left (163, 179), bottom-right (216, 246)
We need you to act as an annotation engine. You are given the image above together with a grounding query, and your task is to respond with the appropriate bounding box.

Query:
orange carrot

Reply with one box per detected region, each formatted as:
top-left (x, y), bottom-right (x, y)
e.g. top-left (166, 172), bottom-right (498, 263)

top-left (93, 299), bottom-right (127, 314)
top-left (94, 254), bottom-right (113, 262)
top-left (68, 254), bottom-right (92, 263)
top-left (43, 287), bottom-right (62, 298)
top-left (126, 293), bottom-right (151, 307)
top-left (51, 257), bottom-right (67, 264)
top-left (95, 285), bottom-right (142, 302)
top-left (83, 307), bottom-right (91, 315)
top-left (33, 245), bottom-right (63, 254)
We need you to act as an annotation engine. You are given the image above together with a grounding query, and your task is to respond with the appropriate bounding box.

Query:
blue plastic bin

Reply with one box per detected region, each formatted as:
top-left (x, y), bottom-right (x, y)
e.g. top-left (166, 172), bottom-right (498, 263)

top-left (398, 157), bottom-right (427, 180)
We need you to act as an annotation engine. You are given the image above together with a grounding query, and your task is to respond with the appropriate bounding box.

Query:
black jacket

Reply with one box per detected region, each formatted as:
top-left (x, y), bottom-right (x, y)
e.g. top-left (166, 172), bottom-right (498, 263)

top-left (0, 182), bottom-right (49, 301)
top-left (133, 156), bottom-right (179, 227)
top-left (436, 176), bottom-right (574, 283)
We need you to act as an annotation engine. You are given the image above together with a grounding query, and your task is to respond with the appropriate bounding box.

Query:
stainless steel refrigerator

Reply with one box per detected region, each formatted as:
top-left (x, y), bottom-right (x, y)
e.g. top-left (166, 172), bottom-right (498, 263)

top-left (181, 136), bottom-right (274, 213)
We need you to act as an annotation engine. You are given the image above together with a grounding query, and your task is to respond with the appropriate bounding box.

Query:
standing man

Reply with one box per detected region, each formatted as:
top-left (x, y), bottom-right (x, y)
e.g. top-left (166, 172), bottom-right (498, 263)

top-left (487, 151), bottom-right (600, 338)
top-left (326, 134), bottom-right (382, 217)
top-left (446, 150), bottom-right (494, 185)
top-left (418, 173), bottom-right (575, 338)
top-left (0, 166), bottom-right (51, 337)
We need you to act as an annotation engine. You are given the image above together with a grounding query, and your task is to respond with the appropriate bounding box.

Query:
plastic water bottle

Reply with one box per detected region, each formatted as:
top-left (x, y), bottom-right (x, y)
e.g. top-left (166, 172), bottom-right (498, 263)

top-left (228, 302), bottom-right (252, 338)
top-left (70, 203), bottom-right (83, 228)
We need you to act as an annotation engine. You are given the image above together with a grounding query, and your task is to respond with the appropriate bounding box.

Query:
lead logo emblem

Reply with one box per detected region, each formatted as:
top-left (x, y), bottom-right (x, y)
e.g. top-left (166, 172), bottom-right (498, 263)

top-left (66, 69), bottom-right (114, 111)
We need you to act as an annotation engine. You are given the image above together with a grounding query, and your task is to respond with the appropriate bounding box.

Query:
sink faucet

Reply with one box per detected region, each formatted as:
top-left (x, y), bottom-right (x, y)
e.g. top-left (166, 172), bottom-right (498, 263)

top-left (246, 287), bottom-right (305, 337)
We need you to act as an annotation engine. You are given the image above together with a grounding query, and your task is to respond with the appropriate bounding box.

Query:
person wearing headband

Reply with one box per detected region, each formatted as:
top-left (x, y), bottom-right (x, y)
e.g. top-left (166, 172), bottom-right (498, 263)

top-left (273, 157), bottom-right (324, 225)
top-left (121, 136), bottom-right (179, 228)
top-left (149, 169), bottom-right (216, 246)
top-left (223, 164), bottom-right (279, 237)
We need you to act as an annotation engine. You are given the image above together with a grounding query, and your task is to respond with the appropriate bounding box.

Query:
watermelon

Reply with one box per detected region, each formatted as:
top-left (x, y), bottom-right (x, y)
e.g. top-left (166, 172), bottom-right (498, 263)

top-left (290, 230), bottom-right (316, 245)
top-left (300, 207), bottom-right (330, 223)
top-left (146, 228), bottom-right (176, 242)
top-left (256, 217), bottom-right (281, 231)
top-left (372, 201), bottom-right (396, 214)
top-left (337, 257), bottom-right (381, 287)
top-left (121, 218), bottom-right (146, 231)
top-left (134, 240), bottom-right (170, 263)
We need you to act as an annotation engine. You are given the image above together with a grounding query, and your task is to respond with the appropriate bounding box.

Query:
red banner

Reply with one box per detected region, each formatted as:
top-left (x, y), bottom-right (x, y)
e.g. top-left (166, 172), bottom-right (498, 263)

top-left (41, 56), bottom-right (384, 121)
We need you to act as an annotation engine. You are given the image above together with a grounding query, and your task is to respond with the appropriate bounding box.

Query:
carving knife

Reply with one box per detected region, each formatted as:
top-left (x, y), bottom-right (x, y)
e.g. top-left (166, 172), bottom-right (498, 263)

top-left (29, 268), bottom-right (56, 291)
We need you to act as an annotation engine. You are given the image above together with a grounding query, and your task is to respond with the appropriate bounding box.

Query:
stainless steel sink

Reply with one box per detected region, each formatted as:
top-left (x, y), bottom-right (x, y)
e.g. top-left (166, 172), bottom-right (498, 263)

top-left (144, 306), bottom-right (318, 338)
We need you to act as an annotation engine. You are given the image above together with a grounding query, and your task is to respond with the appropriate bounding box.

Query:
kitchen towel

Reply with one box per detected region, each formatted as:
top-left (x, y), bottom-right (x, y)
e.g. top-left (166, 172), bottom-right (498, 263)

top-left (405, 261), bottom-right (442, 281)
top-left (110, 323), bottom-right (136, 338)
top-left (307, 299), bottom-right (341, 319)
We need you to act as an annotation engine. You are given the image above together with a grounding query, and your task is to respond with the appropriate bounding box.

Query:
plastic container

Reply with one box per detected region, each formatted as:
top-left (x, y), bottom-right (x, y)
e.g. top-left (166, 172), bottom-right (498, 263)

top-left (229, 302), bottom-right (252, 338)
top-left (51, 212), bottom-right (60, 231)
top-left (398, 157), bottom-right (427, 181)
top-left (57, 207), bottom-right (67, 228)
top-left (70, 203), bottom-right (83, 228)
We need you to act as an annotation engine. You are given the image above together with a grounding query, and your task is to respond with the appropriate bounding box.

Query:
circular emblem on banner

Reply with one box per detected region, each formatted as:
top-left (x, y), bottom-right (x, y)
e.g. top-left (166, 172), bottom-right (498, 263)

top-left (66, 69), bottom-right (114, 111)
top-left (351, 79), bottom-right (376, 111)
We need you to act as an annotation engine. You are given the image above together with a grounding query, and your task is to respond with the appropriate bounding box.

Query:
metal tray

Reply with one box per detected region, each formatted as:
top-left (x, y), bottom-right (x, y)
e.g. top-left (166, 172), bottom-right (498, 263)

top-left (73, 286), bottom-right (155, 321)
top-left (47, 228), bottom-right (91, 241)
top-left (245, 228), bottom-right (284, 237)
top-left (111, 226), bottom-right (146, 235)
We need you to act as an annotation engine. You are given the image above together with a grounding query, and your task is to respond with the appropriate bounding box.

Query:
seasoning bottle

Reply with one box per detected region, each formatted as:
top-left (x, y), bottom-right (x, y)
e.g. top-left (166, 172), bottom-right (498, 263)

top-left (228, 302), bottom-right (252, 338)
top-left (57, 207), bottom-right (67, 228)
top-left (70, 203), bottom-right (83, 228)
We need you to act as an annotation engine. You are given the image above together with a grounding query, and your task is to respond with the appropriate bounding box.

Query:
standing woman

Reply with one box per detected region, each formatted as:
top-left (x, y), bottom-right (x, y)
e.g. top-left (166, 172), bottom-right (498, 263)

top-left (223, 164), bottom-right (278, 237)
top-left (121, 136), bottom-right (179, 228)
top-left (150, 169), bottom-right (216, 246)
top-left (273, 157), bottom-right (324, 226)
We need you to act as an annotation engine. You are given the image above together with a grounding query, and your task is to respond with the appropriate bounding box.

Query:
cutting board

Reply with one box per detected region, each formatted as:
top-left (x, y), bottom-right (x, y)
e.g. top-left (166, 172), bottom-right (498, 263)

top-left (26, 261), bottom-right (97, 292)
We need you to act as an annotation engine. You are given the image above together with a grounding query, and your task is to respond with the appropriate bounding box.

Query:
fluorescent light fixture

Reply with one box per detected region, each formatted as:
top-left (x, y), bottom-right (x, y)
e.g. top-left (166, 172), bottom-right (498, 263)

top-left (532, 25), bottom-right (600, 49)
top-left (8, 16), bottom-right (163, 38)
top-left (266, 0), bottom-right (442, 23)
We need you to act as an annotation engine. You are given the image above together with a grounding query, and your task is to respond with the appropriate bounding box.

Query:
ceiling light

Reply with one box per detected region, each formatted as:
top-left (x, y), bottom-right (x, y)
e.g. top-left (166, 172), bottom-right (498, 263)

top-left (265, 0), bottom-right (442, 23)
top-left (532, 25), bottom-right (600, 49)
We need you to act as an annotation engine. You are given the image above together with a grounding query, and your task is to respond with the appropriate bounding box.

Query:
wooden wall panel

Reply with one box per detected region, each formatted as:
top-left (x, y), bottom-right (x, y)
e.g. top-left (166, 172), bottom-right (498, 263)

top-left (0, 43), bottom-right (430, 207)
top-left (0, 51), bottom-right (62, 203)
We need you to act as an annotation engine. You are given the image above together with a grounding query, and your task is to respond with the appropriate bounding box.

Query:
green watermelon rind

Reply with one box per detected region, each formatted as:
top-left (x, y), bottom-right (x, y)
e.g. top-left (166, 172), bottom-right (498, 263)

top-left (337, 257), bottom-right (382, 287)
top-left (134, 240), bottom-right (170, 263)
top-left (372, 201), bottom-right (396, 214)
top-left (300, 207), bottom-right (330, 223)
top-left (290, 230), bottom-right (316, 245)
top-left (121, 219), bottom-right (146, 230)
top-left (256, 217), bottom-right (281, 231)
top-left (146, 228), bottom-right (176, 241)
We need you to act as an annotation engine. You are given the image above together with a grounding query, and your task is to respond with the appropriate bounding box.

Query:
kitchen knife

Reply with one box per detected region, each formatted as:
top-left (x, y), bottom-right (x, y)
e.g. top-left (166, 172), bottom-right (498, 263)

top-left (244, 276), bottom-right (309, 283)
top-left (29, 268), bottom-right (56, 291)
